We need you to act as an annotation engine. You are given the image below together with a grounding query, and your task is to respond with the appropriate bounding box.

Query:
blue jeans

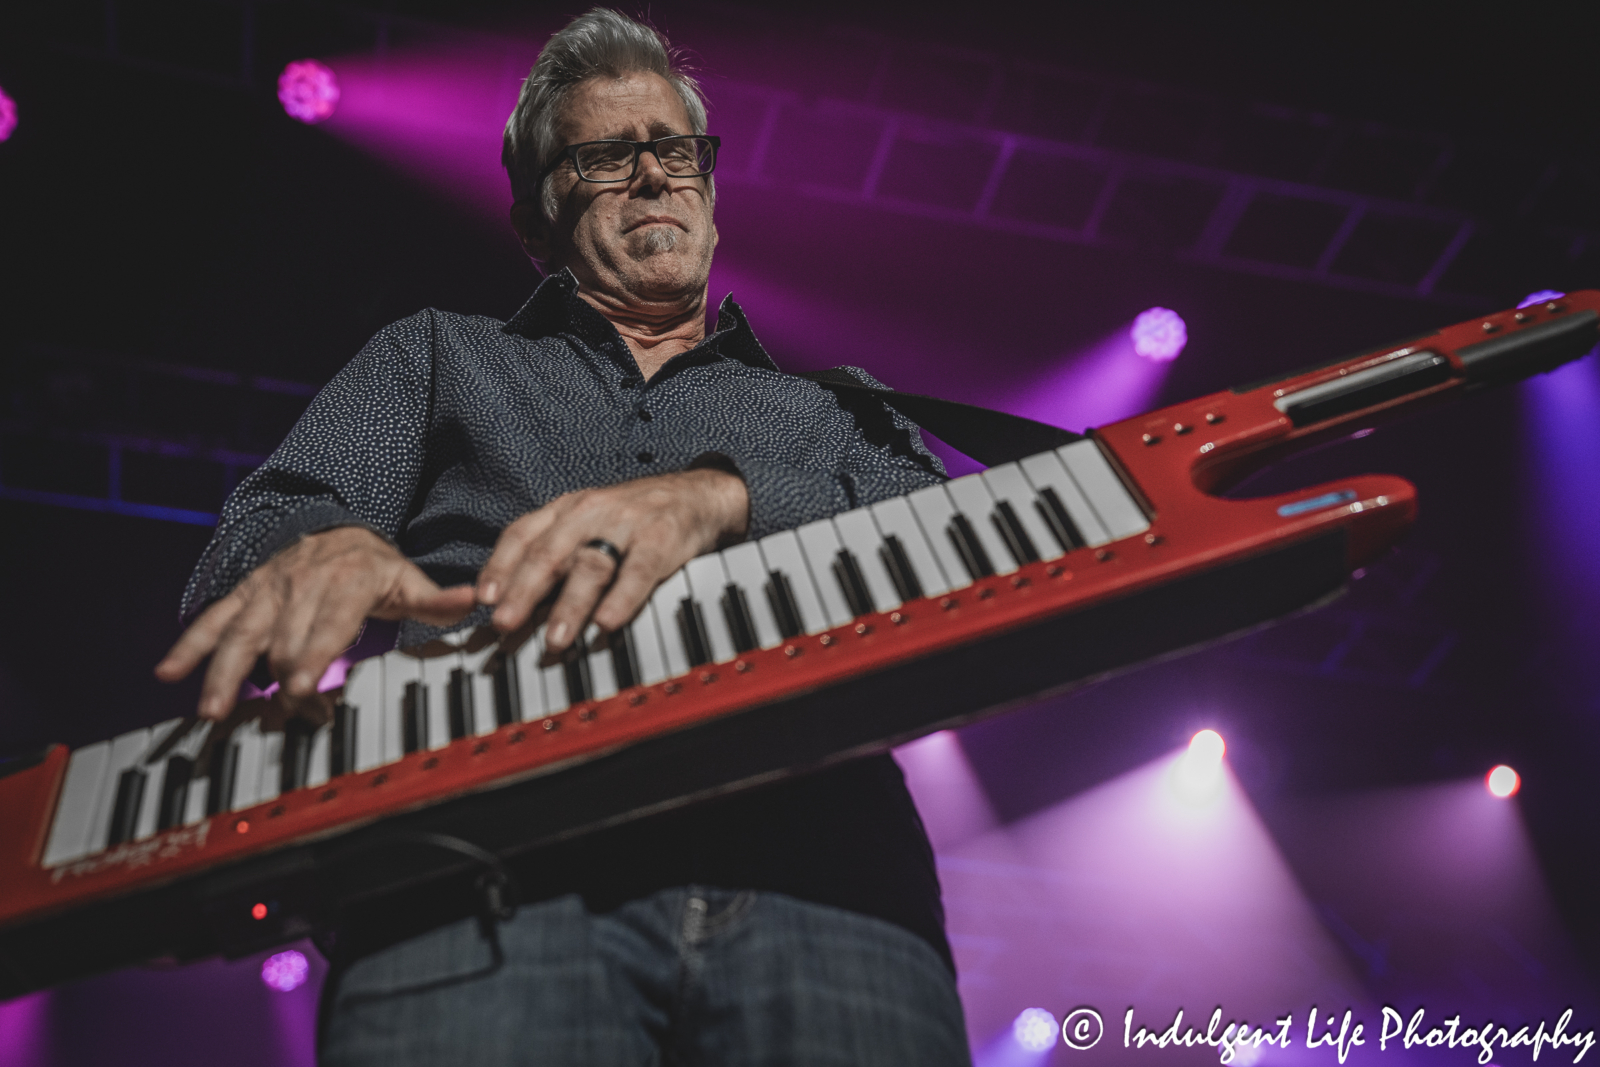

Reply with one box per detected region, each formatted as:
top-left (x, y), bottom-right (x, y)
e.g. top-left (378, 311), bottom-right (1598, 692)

top-left (320, 887), bottom-right (971, 1066)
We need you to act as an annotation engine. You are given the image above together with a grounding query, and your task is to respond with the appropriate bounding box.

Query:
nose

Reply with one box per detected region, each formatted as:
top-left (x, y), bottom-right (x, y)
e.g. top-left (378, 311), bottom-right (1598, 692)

top-left (631, 145), bottom-right (671, 191)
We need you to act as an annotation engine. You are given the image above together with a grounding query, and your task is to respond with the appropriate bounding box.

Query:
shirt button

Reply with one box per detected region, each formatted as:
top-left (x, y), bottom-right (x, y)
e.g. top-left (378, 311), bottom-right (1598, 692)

top-left (635, 406), bottom-right (653, 422)
top-left (636, 451), bottom-right (655, 464)
top-left (621, 375), bottom-right (642, 388)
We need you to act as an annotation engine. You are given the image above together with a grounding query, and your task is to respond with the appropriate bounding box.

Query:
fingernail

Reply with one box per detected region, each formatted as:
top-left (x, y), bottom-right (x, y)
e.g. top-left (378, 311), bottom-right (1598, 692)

top-left (291, 672), bottom-right (313, 694)
top-left (481, 581), bottom-right (499, 604)
top-left (201, 696), bottom-right (222, 719)
top-left (550, 621), bottom-right (569, 646)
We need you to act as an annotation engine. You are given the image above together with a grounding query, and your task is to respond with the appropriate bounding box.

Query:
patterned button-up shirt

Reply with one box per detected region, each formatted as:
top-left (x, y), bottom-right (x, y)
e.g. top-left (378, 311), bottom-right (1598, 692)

top-left (182, 269), bottom-right (946, 646)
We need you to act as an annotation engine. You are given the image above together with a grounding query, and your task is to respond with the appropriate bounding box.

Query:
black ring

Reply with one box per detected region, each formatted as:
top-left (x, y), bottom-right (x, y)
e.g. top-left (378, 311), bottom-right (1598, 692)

top-left (583, 538), bottom-right (624, 567)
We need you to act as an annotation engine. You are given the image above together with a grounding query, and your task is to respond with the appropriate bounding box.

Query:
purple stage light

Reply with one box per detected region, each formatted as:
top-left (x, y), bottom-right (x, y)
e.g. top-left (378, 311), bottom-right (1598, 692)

top-left (1130, 307), bottom-right (1187, 362)
top-left (278, 60), bottom-right (340, 124)
top-left (0, 85), bottom-right (16, 143)
top-left (1011, 1008), bottom-right (1058, 1052)
top-left (1518, 289), bottom-right (1566, 309)
top-left (1486, 764), bottom-right (1520, 798)
top-left (260, 949), bottom-right (309, 992)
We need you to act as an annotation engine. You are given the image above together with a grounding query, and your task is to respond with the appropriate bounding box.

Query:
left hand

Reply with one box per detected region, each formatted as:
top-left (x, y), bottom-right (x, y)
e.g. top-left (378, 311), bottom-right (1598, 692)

top-left (476, 468), bottom-right (749, 655)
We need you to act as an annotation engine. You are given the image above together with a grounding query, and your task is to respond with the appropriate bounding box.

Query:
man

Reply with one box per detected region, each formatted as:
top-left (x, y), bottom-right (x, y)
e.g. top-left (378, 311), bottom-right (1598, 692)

top-left (158, 8), bottom-right (971, 1065)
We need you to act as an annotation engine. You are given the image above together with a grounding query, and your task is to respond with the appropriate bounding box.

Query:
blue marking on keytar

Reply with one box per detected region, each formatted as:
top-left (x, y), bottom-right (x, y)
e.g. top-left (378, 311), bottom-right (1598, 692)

top-left (1278, 488), bottom-right (1358, 518)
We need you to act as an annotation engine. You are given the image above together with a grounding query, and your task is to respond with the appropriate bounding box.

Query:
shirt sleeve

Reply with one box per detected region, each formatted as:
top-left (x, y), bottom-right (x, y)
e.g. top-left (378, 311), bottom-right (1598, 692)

top-left (178, 311), bottom-right (438, 622)
top-left (729, 366), bottom-right (949, 542)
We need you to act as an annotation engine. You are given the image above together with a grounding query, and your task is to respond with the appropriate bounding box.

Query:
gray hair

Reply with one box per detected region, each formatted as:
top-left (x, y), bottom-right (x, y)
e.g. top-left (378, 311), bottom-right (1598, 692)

top-left (501, 8), bottom-right (710, 223)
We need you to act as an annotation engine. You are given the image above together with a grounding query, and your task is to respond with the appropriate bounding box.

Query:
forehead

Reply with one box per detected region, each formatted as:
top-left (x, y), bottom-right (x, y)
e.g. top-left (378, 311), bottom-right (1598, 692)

top-left (556, 71), bottom-right (693, 143)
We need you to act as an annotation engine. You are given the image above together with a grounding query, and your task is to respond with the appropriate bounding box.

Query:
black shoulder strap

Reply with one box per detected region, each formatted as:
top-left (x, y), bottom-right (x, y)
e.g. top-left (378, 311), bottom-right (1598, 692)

top-left (797, 368), bottom-right (1083, 468)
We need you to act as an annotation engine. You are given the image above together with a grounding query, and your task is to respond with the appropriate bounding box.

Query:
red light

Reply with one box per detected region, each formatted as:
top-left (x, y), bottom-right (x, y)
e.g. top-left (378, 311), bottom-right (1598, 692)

top-left (251, 902), bottom-right (269, 920)
top-left (235, 819), bottom-right (250, 834)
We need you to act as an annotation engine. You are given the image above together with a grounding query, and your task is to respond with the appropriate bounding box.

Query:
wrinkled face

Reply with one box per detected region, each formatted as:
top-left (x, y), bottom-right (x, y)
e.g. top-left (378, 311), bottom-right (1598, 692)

top-left (541, 71), bottom-right (717, 307)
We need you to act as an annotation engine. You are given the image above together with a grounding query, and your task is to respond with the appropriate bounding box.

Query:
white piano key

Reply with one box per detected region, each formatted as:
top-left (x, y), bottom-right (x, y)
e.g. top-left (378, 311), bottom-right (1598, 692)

top-left (627, 601), bottom-right (670, 685)
top-left (906, 484), bottom-right (974, 588)
top-left (230, 721), bottom-right (266, 810)
top-left (257, 729), bottom-right (284, 803)
top-left (794, 519), bottom-right (855, 628)
top-left (870, 496), bottom-right (952, 598)
top-left (342, 656), bottom-right (386, 772)
top-left (683, 554), bottom-right (737, 664)
top-left (832, 507), bottom-right (901, 612)
top-left (584, 624), bottom-right (618, 701)
top-left (756, 530), bottom-right (830, 636)
top-left (650, 570), bottom-right (695, 677)
top-left (384, 653), bottom-right (422, 757)
top-left (42, 740), bottom-right (112, 867)
top-left (981, 462), bottom-right (1065, 564)
top-left (943, 474), bottom-right (1018, 575)
top-left (540, 632), bottom-right (571, 714)
top-left (461, 640), bottom-right (501, 735)
top-left (720, 541), bottom-right (784, 649)
top-left (1057, 439), bottom-right (1150, 541)
top-left (183, 777), bottom-right (209, 825)
top-left (128, 719), bottom-right (184, 843)
top-left (420, 652), bottom-right (456, 749)
top-left (305, 723), bottom-right (331, 788)
top-left (85, 729), bottom-right (151, 851)
top-left (1020, 451), bottom-right (1110, 548)
top-left (511, 630), bottom-right (550, 721)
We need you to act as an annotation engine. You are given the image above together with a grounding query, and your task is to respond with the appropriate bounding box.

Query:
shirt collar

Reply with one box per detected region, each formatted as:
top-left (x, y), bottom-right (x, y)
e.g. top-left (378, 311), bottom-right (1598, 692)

top-left (502, 268), bottom-right (782, 374)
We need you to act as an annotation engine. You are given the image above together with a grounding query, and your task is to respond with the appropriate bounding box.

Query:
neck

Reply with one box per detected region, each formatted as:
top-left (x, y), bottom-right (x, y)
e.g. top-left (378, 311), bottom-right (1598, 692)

top-left (575, 283), bottom-right (709, 381)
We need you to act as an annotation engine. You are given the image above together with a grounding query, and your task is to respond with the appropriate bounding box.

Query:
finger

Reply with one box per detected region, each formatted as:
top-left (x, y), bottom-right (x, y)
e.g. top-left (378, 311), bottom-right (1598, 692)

top-left (543, 546), bottom-right (620, 654)
top-left (197, 593), bottom-right (280, 720)
top-left (490, 531), bottom-right (581, 633)
top-left (154, 592), bottom-right (247, 682)
top-left (371, 565), bottom-right (478, 625)
top-left (267, 574), bottom-right (337, 698)
top-left (478, 507), bottom-right (563, 605)
top-left (272, 583), bottom-right (369, 707)
top-left (590, 553), bottom-right (667, 634)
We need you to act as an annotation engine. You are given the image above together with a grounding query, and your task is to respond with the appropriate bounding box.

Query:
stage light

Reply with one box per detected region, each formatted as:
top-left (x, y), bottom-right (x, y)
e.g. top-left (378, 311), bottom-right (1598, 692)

top-left (277, 60), bottom-right (340, 124)
top-left (1131, 307), bottom-right (1187, 362)
top-left (1012, 1008), bottom-right (1058, 1052)
top-left (1172, 728), bottom-right (1226, 804)
top-left (260, 949), bottom-right (309, 992)
top-left (1518, 290), bottom-right (1566, 309)
top-left (0, 85), bottom-right (16, 143)
top-left (1486, 764), bottom-right (1520, 798)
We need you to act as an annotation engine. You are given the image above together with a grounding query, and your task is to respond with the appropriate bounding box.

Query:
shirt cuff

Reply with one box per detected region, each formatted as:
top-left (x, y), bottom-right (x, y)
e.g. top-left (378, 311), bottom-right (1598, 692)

top-left (709, 454), bottom-right (852, 542)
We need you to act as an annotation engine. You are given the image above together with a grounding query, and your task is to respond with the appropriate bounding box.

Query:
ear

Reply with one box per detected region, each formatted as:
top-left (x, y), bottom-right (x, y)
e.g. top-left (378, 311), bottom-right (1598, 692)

top-left (510, 200), bottom-right (553, 262)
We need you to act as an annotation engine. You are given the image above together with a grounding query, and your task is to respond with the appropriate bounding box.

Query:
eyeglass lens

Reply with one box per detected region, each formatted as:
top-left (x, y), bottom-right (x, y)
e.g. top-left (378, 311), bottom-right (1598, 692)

top-left (573, 136), bottom-right (716, 180)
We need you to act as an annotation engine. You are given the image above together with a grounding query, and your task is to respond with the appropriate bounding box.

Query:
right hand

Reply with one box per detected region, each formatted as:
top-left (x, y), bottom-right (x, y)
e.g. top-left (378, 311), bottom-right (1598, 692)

top-left (154, 526), bottom-right (476, 721)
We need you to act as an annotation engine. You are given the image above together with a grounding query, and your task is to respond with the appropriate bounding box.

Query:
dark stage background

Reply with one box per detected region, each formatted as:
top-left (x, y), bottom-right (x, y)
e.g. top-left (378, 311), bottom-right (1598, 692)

top-left (3, 3), bottom-right (1600, 1064)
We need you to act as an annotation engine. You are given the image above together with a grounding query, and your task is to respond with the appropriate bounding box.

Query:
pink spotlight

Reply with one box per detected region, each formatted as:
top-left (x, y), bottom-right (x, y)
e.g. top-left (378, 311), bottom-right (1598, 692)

top-left (1518, 289), bottom-right (1566, 309)
top-left (1172, 729), bottom-right (1227, 805)
top-left (1012, 1008), bottom-right (1058, 1052)
top-left (1130, 307), bottom-right (1187, 361)
top-left (277, 60), bottom-right (340, 124)
top-left (1486, 764), bottom-right (1521, 799)
top-left (0, 85), bottom-right (17, 143)
top-left (260, 949), bottom-right (309, 992)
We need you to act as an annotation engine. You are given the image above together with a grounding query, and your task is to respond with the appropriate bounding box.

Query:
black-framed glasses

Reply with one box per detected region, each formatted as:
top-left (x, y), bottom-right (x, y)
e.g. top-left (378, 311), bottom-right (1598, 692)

top-left (541, 134), bottom-right (720, 183)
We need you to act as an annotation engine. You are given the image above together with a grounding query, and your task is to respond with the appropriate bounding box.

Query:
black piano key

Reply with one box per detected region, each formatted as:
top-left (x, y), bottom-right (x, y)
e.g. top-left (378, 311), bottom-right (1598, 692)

top-left (676, 597), bottom-right (712, 667)
top-left (992, 500), bottom-right (1040, 566)
top-left (1036, 486), bottom-right (1086, 552)
top-left (879, 534), bottom-right (924, 603)
top-left (561, 641), bottom-right (592, 704)
top-left (832, 549), bottom-right (874, 618)
top-left (106, 767), bottom-right (146, 847)
top-left (207, 741), bottom-right (240, 815)
top-left (490, 654), bottom-right (520, 727)
top-left (330, 700), bottom-right (357, 776)
top-left (609, 625), bottom-right (639, 691)
top-left (448, 668), bottom-right (474, 740)
top-left (947, 513), bottom-right (995, 581)
top-left (403, 681), bottom-right (428, 754)
top-left (280, 718), bottom-right (316, 793)
top-left (156, 755), bottom-right (193, 831)
top-left (721, 583), bottom-right (759, 653)
top-left (765, 570), bottom-right (804, 640)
